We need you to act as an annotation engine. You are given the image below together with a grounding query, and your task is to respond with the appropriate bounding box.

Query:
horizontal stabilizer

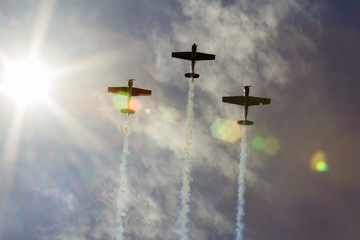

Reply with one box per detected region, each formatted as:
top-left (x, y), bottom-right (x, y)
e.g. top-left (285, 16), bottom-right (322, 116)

top-left (185, 73), bottom-right (199, 78)
top-left (237, 120), bottom-right (254, 126)
top-left (120, 109), bottom-right (135, 114)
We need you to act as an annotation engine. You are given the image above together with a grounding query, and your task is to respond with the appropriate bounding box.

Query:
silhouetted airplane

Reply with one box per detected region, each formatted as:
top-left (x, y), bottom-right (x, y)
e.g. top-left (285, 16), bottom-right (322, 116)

top-left (108, 79), bottom-right (151, 115)
top-left (222, 86), bottom-right (271, 125)
top-left (172, 43), bottom-right (215, 79)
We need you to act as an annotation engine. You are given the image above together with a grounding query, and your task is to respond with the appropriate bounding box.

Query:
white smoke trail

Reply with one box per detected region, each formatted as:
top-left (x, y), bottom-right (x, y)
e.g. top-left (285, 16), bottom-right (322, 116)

top-left (116, 115), bottom-right (131, 240)
top-left (177, 78), bottom-right (195, 240)
top-left (235, 125), bottom-right (247, 240)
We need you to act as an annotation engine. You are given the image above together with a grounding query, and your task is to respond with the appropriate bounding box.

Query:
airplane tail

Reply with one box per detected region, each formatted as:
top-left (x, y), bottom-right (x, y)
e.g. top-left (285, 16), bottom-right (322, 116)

top-left (121, 109), bottom-right (135, 115)
top-left (185, 73), bottom-right (199, 79)
top-left (237, 120), bottom-right (253, 126)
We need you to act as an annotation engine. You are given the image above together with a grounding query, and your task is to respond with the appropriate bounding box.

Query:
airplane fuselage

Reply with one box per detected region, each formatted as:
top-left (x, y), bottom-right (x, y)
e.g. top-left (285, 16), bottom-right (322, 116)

top-left (243, 86), bottom-right (250, 121)
top-left (190, 44), bottom-right (197, 78)
top-left (127, 79), bottom-right (134, 109)
top-left (192, 43), bottom-right (197, 52)
top-left (191, 60), bottom-right (196, 76)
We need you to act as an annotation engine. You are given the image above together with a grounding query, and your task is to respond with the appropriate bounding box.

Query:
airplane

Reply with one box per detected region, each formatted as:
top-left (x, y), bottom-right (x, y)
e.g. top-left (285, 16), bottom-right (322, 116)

top-left (107, 79), bottom-right (151, 115)
top-left (222, 86), bottom-right (271, 125)
top-left (172, 43), bottom-right (215, 79)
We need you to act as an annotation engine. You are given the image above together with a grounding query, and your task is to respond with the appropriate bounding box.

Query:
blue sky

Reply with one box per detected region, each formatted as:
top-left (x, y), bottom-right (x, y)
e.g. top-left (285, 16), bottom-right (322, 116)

top-left (0, 0), bottom-right (359, 239)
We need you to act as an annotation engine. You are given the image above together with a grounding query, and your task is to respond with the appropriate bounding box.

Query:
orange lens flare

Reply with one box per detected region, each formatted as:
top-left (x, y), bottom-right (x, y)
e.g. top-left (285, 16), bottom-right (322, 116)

top-left (129, 98), bottom-right (142, 112)
top-left (210, 118), bottom-right (242, 143)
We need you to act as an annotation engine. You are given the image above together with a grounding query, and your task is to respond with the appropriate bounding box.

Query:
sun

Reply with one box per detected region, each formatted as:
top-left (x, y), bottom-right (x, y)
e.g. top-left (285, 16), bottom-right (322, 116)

top-left (1, 57), bottom-right (53, 107)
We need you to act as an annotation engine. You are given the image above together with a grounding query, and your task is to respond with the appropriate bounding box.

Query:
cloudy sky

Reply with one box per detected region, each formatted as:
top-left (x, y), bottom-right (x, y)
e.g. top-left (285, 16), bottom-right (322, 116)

top-left (0, 0), bottom-right (359, 239)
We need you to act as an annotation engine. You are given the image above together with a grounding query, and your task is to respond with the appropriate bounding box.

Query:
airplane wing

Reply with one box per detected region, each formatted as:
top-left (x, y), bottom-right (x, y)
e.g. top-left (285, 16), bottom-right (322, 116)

top-left (247, 96), bottom-right (271, 106)
top-left (131, 87), bottom-right (152, 96)
top-left (108, 87), bottom-right (129, 95)
top-left (172, 52), bottom-right (215, 61)
top-left (222, 96), bottom-right (245, 105)
top-left (172, 51), bottom-right (192, 61)
top-left (222, 96), bottom-right (271, 106)
top-left (193, 52), bottom-right (215, 61)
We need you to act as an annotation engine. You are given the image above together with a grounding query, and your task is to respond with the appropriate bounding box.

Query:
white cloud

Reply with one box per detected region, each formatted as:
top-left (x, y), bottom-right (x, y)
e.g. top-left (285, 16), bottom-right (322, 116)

top-left (8, 0), bottom-right (318, 239)
top-left (146, 0), bottom-right (315, 238)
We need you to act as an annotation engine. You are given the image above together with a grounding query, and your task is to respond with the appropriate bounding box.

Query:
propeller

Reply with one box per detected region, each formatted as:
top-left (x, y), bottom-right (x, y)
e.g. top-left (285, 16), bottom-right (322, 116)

top-left (192, 43), bottom-right (198, 52)
top-left (128, 79), bottom-right (135, 87)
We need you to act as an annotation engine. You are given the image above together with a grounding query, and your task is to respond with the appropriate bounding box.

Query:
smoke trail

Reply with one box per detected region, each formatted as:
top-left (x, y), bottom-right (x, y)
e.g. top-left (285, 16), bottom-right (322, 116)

top-left (116, 115), bottom-right (131, 240)
top-left (235, 125), bottom-right (247, 240)
top-left (177, 78), bottom-right (195, 240)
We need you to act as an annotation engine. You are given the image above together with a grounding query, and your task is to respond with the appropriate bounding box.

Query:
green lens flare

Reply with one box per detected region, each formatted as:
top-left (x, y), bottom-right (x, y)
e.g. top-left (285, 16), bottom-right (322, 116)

top-left (263, 137), bottom-right (280, 155)
top-left (311, 151), bottom-right (329, 172)
top-left (251, 136), bottom-right (265, 150)
top-left (251, 135), bottom-right (280, 155)
top-left (316, 161), bottom-right (329, 172)
top-left (112, 94), bottom-right (127, 110)
top-left (210, 118), bottom-right (241, 143)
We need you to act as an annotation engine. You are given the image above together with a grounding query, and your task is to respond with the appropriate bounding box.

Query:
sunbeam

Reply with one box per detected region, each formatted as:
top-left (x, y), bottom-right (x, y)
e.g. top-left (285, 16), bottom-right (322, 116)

top-left (1, 107), bottom-right (24, 164)
top-left (0, 107), bottom-right (25, 233)
top-left (45, 99), bottom-right (105, 151)
top-left (30, 0), bottom-right (56, 57)
top-left (52, 47), bottom-right (131, 80)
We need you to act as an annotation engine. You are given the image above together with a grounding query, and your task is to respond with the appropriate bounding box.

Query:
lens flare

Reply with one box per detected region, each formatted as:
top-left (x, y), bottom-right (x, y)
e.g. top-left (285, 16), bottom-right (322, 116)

top-left (316, 161), bottom-right (329, 172)
top-left (311, 151), bottom-right (329, 172)
top-left (251, 136), bottom-right (279, 155)
top-left (112, 94), bottom-right (127, 110)
top-left (112, 94), bottom-right (142, 113)
top-left (263, 137), bottom-right (279, 155)
top-left (251, 136), bottom-right (265, 150)
top-left (210, 118), bottom-right (242, 143)
top-left (129, 98), bottom-right (142, 112)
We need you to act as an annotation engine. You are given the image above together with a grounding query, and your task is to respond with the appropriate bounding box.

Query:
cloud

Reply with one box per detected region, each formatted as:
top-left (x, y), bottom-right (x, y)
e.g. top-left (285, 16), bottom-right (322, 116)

top-left (7, 0), bottom-right (358, 239)
top-left (111, 0), bottom-right (320, 239)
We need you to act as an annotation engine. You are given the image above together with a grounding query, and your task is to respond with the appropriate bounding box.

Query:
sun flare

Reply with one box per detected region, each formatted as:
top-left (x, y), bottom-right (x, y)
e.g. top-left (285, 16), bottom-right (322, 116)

top-left (1, 57), bottom-right (53, 107)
